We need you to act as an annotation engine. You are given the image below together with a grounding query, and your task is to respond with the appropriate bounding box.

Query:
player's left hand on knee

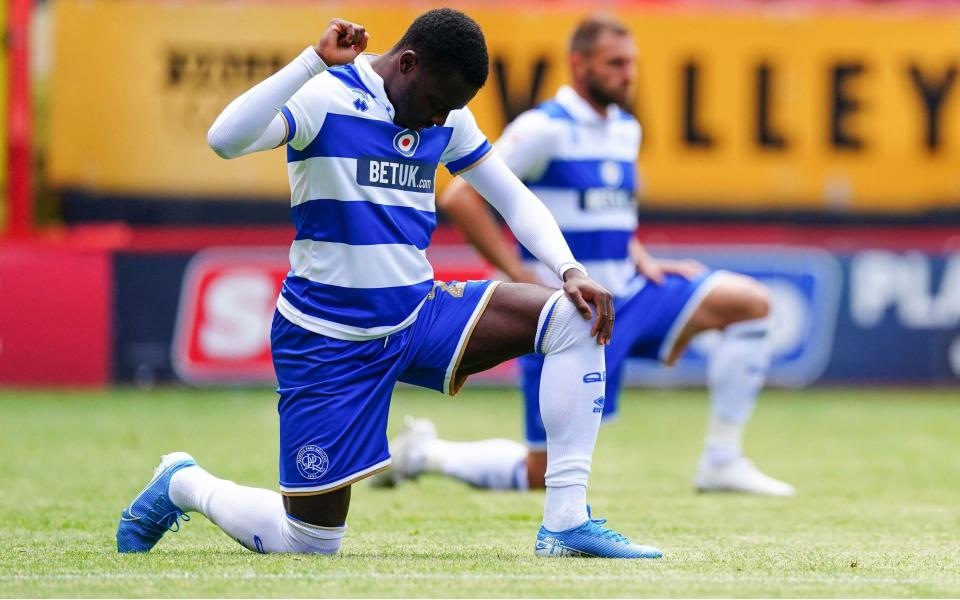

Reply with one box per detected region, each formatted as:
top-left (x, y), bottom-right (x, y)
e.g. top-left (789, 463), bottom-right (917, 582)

top-left (561, 269), bottom-right (614, 345)
top-left (658, 259), bottom-right (707, 280)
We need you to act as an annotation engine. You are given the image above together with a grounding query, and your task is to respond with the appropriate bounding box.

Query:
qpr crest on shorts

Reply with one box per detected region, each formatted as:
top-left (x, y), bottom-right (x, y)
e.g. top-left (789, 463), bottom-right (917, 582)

top-left (295, 445), bottom-right (329, 480)
top-left (393, 129), bottom-right (420, 157)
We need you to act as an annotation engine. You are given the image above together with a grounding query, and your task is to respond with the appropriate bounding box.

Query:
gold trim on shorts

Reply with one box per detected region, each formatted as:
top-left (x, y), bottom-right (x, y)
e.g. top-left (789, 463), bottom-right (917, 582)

top-left (448, 280), bottom-right (501, 396)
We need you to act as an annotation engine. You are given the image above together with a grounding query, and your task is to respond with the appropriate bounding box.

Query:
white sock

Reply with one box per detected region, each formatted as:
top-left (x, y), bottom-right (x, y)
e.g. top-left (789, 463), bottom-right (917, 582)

top-left (704, 317), bottom-right (771, 467)
top-left (543, 484), bottom-right (588, 532)
top-left (536, 292), bottom-right (605, 532)
top-left (169, 465), bottom-right (345, 554)
top-left (423, 438), bottom-right (529, 490)
top-left (704, 417), bottom-right (745, 467)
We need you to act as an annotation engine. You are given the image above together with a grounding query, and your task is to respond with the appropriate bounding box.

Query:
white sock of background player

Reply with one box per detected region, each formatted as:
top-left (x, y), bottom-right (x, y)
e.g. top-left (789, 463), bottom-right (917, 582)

top-left (420, 438), bottom-right (529, 490)
top-left (704, 317), bottom-right (772, 467)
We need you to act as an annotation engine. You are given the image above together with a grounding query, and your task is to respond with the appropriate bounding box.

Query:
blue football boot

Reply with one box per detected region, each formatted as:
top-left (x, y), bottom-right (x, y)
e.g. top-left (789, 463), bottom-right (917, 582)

top-left (535, 509), bottom-right (663, 559)
top-left (116, 452), bottom-right (197, 553)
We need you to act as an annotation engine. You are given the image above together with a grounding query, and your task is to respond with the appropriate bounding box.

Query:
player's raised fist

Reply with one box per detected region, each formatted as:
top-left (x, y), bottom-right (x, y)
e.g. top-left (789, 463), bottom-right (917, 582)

top-left (314, 19), bottom-right (369, 66)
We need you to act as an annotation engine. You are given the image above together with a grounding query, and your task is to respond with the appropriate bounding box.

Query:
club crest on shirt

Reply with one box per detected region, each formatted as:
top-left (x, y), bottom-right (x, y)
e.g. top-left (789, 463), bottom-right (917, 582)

top-left (393, 129), bottom-right (420, 157)
top-left (296, 445), bottom-right (329, 480)
top-left (581, 161), bottom-right (632, 211)
top-left (599, 160), bottom-right (624, 187)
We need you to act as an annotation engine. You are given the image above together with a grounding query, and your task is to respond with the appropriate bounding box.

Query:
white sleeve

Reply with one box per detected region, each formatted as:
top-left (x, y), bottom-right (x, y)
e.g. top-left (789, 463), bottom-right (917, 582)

top-left (494, 111), bottom-right (560, 181)
top-left (460, 152), bottom-right (585, 280)
top-left (440, 107), bottom-right (494, 175)
top-left (207, 47), bottom-right (327, 159)
top-left (282, 74), bottom-right (335, 151)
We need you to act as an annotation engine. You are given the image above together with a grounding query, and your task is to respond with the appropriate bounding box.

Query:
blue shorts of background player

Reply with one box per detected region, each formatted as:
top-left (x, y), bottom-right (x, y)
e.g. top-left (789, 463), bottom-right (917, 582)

top-left (273, 280), bottom-right (499, 494)
top-left (522, 271), bottom-right (724, 449)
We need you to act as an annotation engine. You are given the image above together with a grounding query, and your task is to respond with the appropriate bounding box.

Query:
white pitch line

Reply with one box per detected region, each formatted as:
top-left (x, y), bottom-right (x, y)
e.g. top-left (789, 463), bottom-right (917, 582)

top-left (0, 572), bottom-right (944, 586)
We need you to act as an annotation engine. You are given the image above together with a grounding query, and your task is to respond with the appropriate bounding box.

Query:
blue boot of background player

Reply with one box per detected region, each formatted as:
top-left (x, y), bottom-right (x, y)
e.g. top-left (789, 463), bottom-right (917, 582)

top-left (535, 510), bottom-right (663, 559)
top-left (116, 452), bottom-right (196, 553)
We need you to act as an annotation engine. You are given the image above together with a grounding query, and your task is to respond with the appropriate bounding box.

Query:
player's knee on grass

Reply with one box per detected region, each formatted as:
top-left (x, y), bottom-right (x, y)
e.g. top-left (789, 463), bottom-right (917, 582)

top-left (277, 516), bottom-right (347, 554)
top-left (278, 489), bottom-right (351, 554)
top-left (283, 487), bottom-right (351, 528)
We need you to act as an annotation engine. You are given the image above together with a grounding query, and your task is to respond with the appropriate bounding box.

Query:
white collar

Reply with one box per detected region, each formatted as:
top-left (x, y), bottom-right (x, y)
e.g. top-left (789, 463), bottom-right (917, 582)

top-left (555, 85), bottom-right (620, 125)
top-left (353, 54), bottom-right (395, 118)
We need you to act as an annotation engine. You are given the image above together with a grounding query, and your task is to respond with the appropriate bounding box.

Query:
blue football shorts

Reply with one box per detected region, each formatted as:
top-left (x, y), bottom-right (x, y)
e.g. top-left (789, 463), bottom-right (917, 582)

top-left (272, 280), bottom-right (499, 494)
top-left (522, 271), bottom-right (725, 449)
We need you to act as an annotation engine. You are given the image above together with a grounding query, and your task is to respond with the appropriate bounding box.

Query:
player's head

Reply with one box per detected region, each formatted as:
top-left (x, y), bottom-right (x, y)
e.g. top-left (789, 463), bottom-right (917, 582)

top-left (568, 15), bottom-right (636, 108)
top-left (385, 8), bottom-right (489, 131)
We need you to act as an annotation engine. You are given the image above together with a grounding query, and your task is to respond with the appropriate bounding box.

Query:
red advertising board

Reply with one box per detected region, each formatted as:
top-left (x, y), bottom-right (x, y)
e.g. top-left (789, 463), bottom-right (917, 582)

top-left (172, 248), bottom-right (288, 384)
top-left (0, 242), bottom-right (112, 385)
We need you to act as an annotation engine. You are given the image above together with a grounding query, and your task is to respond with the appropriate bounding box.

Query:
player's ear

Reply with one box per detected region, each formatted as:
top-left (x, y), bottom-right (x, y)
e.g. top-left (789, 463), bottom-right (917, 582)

top-left (398, 50), bottom-right (419, 75)
top-left (569, 51), bottom-right (586, 74)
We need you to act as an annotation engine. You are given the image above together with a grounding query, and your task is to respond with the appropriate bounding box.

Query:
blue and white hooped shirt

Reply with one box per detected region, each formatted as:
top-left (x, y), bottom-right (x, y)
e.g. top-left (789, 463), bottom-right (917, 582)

top-left (497, 85), bottom-right (641, 297)
top-left (277, 54), bottom-right (492, 340)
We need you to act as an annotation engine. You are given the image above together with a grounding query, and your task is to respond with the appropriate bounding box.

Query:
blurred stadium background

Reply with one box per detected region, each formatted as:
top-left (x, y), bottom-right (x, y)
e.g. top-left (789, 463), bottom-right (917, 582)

top-left (2, 0), bottom-right (958, 389)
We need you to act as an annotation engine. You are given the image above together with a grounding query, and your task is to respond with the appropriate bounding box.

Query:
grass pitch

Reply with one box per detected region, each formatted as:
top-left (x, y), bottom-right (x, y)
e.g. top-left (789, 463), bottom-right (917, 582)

top-left (1, 386), bottom-right (958, 597)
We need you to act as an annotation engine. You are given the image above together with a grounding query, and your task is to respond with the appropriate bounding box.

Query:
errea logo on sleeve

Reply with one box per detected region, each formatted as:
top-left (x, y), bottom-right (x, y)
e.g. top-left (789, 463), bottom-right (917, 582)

top-left (357, 157), bottom-right (436, 193)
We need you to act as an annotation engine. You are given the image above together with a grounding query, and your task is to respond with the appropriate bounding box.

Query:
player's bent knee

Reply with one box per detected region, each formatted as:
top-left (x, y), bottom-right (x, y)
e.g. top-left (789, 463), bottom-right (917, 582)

top-left (737, 277), bottom-right (771, 322)
top-left (705, 274), bottom-right (771, 328)
top-left (538, 293), bottom-right (598, 355)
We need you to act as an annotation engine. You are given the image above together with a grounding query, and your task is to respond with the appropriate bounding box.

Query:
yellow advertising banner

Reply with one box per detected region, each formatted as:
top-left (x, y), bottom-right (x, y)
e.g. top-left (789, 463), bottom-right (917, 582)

top-left (49, 1), bottom-right (960, 213)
